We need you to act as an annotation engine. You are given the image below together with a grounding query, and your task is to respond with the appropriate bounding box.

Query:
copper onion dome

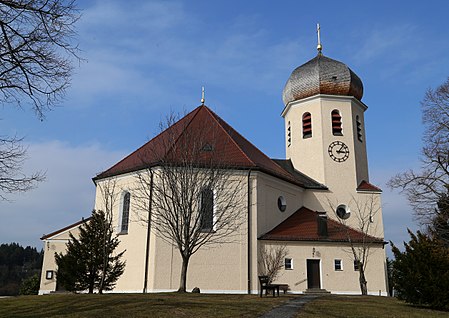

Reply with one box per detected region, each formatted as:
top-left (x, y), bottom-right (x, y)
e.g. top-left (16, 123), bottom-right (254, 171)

top-left (282, 53), bottom-right (364, 106)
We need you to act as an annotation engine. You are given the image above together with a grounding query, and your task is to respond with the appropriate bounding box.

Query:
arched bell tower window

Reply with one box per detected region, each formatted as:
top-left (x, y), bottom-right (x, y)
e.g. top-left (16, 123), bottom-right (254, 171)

top-left (302, 112), bottom-right (312, 138)
top-left (331, 110), bottom-right (343, 136)
top-left (287, 121), bottom-right (291, 147)
top-left (356, 115), bottom-right (363, 142)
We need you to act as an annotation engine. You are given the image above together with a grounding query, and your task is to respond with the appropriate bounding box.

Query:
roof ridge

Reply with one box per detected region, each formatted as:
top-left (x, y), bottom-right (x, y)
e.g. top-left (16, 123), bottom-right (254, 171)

top-left (326, 216), bottom-right (383, 241)
top-left (164, 105), bottom-right (204, 160)
top-left (94, 106), bottom-right (202, 181)
top-left (203, 106), bottom-right (256, 167)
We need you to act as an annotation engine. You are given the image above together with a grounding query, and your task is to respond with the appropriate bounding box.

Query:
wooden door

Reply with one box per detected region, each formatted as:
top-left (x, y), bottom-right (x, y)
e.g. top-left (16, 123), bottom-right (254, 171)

top-left (307, 259), bottom-right (321, 289)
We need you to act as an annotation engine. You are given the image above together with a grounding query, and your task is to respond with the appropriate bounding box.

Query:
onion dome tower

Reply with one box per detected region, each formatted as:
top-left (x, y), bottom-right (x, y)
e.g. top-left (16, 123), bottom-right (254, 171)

top-left (281, 25), bottom-right (370, 191)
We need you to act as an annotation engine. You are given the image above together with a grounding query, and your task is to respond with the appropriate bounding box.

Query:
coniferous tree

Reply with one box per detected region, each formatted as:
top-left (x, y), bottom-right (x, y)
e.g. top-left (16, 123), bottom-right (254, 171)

top-left (391, 230), bottom-right (449, 310)
top-left (55, 210), bottom-right (125, 293)
top-left (0, 243), bottom-right (42, 295)
top-left (430, 189), bottom-right (449, 247)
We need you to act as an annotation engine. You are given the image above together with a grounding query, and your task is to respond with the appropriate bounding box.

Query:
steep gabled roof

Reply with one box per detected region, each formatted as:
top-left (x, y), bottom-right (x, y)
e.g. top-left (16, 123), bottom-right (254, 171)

top-left (93, 105), bottom-right (323, 189)
top-left (259, 207), bottom-right (384, 244)
top-left (357, 180), bottom-right (382, 193)
top-left (272, 159), bottom-right (327, 190)
top-left (40, 217), bottom-right (91, 240)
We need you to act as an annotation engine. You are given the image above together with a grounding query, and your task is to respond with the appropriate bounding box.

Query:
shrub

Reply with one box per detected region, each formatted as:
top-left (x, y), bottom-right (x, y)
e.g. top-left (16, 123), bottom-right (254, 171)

top-left (391, 230), bottom-right (449, 310)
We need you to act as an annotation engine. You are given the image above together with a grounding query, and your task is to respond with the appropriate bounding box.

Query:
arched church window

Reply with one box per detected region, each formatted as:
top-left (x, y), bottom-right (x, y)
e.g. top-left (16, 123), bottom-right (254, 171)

top-left (302, 112), bottom-right (312, 138)
top-left (200, 188), bottom-right (214, 232)
top-left (287, 121), bottom-right (291, 146)
top-left (331, 110), bottom-right (343, 136)
top-left (120, 192), bottom-right (130, 233)
top-left (356, 115), bottom-right (363, 142)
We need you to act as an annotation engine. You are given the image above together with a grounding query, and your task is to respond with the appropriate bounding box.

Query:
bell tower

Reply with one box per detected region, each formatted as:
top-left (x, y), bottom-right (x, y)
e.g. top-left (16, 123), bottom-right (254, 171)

top-left (281, 29), bottom-right (369, 193)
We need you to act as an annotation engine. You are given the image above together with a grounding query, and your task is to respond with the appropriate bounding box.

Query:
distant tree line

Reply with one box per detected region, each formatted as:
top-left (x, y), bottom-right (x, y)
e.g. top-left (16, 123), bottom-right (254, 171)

top-left (0, 243), bottom-right (43, 295)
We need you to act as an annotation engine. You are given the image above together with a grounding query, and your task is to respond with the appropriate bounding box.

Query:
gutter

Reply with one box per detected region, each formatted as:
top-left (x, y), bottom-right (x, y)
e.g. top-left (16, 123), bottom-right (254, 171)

top-left (143, 170), bottom-right (154, 293)
top-left (247, 169), bottom-right (252, 294)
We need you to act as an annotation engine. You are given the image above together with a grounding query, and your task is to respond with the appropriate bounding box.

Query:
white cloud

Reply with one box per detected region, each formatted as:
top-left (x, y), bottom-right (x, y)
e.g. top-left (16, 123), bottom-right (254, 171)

top-left (66, 0), bottom-right (307, 113)
top-left (0, 141), bottom-right (126, 248)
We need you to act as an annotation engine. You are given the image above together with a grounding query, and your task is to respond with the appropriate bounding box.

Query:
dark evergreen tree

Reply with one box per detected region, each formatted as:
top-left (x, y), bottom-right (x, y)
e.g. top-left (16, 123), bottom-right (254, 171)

top-left (391, 230), bottom-right (449, 310)
top-left (55, 210), bottom-right (125, 293)
top-left (430, 189), bottom-right (449, 247)
top-left (19, 273), bottom-right (40, 295)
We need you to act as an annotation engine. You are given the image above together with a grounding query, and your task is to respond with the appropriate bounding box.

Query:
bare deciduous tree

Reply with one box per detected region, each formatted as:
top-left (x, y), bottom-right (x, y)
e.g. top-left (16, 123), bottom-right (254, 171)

top-left (96, 178), bottom-right (119, 293)
top-left (133, 112), bottom-right (246, 292)
top-left (329, 195), bottom-right (382, 295)
top-left (0, 135), bottom-right (44, 200)
top-left (388, 78), bottom-right (449, 225)
top-left (0, 0), bottom-right (80, 199)
top-left (0, 0), bottom-right (80, 117)
top-left (258, 244), bottom-right (288, 284)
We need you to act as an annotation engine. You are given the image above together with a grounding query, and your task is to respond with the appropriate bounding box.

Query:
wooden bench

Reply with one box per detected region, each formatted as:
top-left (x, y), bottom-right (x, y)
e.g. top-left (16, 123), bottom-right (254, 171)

top-left (278, 284), bottom-right (290, 294)
top-left (258, 276), bottom-right (280, 297)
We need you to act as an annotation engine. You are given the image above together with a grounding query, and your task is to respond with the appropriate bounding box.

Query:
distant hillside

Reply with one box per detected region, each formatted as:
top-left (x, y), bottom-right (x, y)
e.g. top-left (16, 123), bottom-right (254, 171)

top-left (0, 243), bottom-right (43, 295)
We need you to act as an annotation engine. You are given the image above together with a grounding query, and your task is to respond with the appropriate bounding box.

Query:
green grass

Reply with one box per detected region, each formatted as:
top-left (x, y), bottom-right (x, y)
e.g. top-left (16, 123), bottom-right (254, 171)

top-left (0, 293), bottom-right (289, 318)
top-left (296, 295), bottom-right (449, 318)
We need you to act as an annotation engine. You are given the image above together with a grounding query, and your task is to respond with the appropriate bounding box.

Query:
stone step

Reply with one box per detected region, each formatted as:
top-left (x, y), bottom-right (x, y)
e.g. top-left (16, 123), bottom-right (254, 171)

top-left (304, 288), bottom-right (331, 295)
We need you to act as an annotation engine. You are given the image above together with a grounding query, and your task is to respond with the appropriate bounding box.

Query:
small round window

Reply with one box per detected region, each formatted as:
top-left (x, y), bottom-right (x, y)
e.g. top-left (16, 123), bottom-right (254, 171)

top-left (336, 204), bottom-right (351, 219)
top-left (278, 196), bottom-right (287, 212)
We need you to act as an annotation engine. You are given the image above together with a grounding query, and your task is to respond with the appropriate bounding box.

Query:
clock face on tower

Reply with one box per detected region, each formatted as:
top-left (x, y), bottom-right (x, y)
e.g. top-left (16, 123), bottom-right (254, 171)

top-left (328, 141), bottom-right (350, 162)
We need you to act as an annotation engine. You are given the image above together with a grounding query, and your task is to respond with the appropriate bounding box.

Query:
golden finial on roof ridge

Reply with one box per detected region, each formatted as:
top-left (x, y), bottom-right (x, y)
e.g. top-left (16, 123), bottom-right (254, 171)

top-left (317, 23), bottom-right (322, 54)
top-left (201, 86), bottom-right (205, 105)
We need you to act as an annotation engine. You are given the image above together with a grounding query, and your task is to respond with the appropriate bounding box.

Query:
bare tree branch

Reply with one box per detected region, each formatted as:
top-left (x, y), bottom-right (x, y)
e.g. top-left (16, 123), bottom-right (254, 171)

top-left (388, 78), bottom-right (449, 225)
top-left (0, 134), bottom-right (44, 200)
top-left (0, 0), bottom-right (80, 200)
top-left (132, 111), bottom-right (246, 292)
top-left (258, 244), bottom-right (288, 284)
top-left (0, 0), bottom-right (81, 118)
top-left (328, 194), bottom-right (382, 295)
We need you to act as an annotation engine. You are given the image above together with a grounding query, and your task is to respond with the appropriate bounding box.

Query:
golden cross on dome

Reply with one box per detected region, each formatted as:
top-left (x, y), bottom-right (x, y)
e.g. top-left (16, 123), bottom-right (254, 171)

top-left (317, 23), bottom-right (323, 54)
top-left (201, 86), bottom-right (205, 105)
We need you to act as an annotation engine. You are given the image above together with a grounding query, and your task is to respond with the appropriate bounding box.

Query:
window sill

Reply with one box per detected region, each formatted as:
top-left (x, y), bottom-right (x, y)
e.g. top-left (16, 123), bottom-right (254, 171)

top-left (118, 231), bottom-right (128, 235)
top-left (200, 229), bottom-right (216, 234)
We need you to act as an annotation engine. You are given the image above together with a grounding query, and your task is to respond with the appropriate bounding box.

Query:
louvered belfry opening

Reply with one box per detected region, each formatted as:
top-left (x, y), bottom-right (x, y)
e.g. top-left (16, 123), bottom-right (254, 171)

top-left (356, 115), bottom-right (363, 142)
top-left (302, 112), bottom-right (312, 138)
top-left (287, 121), bottom-right (291, 146)
top-left (331, 110), bottom-right (343, 135)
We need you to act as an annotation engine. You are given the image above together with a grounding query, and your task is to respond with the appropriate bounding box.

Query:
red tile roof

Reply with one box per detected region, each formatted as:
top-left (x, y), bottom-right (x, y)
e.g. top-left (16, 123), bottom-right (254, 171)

top-left (259, 207), bottom-right (384, 243)
top-left (41, 217), bottom-right (91, 240)
top-left (357, 180), bottom-right (382, 192)
top-left (93, 105), bottom-right (324, 189)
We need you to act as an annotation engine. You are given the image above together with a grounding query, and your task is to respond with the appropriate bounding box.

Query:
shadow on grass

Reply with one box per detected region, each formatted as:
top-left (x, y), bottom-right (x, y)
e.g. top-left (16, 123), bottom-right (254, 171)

top-left (0, 293), bottom-right (292, 318)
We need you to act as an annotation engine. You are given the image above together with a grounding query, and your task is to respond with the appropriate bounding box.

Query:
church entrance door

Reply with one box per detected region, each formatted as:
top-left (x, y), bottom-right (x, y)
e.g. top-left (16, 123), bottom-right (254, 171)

top-left (307, 259), bottom-right (321, 289)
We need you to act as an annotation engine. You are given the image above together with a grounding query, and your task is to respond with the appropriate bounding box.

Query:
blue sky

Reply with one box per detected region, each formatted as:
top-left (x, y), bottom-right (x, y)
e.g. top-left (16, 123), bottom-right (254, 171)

top-left (1, 0), bottom-right (449, 255)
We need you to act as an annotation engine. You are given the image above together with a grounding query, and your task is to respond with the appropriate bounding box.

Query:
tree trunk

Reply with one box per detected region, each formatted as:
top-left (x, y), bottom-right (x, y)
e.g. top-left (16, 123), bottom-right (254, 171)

top-left (359, 268), bottom-right (368, 295)
top-left (178, 255), bottom-right (190, 292)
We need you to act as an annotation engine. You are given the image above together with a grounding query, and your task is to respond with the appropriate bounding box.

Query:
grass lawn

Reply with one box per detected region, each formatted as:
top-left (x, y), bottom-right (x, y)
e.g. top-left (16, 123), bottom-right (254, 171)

top-left (297, 295), bottom-right (449, 318)
top-left (0, 293), bottom-right (290, 318)
top-left (1, 294), bottom-right (449, 318)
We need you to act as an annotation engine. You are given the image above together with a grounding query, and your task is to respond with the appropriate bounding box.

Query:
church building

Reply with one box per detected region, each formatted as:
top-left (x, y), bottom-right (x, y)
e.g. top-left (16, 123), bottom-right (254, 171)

top-left (39, 38), bottom-right (388, 296)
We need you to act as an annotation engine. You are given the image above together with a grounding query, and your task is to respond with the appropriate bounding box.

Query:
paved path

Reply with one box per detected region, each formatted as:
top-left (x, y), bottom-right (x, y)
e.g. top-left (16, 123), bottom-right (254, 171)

top-left (259, 295), bottom-right (318, 318)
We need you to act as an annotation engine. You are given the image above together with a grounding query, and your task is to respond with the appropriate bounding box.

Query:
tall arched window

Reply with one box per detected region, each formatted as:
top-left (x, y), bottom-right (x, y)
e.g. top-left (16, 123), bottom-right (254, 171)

top-left (120, 192), bottom-right (130, 233)
top-left (200, 188), bottom-right (214, 231)
top-left (356, 115), bottom-right (363, 142)
top-left (331, 110), bottom-right (343, 135)
top-left (302, 112), bottom-right (312, 138)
